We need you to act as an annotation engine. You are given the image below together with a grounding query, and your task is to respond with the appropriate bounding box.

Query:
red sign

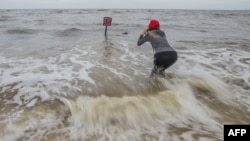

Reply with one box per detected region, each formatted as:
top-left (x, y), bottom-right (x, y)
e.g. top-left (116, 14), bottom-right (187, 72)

top-left (103, 17), bottom-right (112, 26)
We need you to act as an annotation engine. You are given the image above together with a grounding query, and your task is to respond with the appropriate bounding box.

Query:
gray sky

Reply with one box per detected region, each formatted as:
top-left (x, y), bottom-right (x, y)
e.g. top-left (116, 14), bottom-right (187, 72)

top-left (1, 0), bottom-right (250, 10)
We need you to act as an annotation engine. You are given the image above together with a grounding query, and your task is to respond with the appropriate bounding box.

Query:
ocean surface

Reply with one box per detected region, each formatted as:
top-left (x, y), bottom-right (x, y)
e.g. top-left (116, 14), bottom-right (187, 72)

top-left (0, 9), bottom-right (249, 141)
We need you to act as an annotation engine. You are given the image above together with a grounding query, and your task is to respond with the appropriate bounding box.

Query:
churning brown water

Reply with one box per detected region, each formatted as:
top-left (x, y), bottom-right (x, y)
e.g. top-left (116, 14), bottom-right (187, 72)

top-left (0, 9), bottom-right (249, 141)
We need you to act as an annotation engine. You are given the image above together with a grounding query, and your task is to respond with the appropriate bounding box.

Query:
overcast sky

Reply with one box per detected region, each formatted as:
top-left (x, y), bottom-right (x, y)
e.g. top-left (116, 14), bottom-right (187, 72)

top-left (1, 0), bottom-right (250, 10)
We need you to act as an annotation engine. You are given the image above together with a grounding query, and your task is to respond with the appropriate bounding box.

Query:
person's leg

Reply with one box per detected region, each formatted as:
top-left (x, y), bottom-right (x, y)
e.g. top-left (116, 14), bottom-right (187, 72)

top-left (164, 51), bottom-right (177, 70)
top-left (150, 65), bottom-right (157, 78)
top-left (157, 67), bottom-right (166, 77)
top-left (150, 66), bottom-right (165, 78)
top-left (153, 51), bottom-right (177, 77)
top-left (151, 53), bottom-right (165, 77)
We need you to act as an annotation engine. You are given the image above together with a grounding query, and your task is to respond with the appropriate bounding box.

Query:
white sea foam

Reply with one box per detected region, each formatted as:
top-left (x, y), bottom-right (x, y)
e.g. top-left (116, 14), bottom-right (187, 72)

top-left (58, 75), bottom-right (229, 140)
top-left (0, 9), bottom-right (249, 141)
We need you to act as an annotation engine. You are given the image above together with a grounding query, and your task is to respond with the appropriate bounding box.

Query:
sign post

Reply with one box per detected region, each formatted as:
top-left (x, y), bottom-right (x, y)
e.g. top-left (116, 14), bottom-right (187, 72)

top-left (103, 17), bottom-right (112, 37)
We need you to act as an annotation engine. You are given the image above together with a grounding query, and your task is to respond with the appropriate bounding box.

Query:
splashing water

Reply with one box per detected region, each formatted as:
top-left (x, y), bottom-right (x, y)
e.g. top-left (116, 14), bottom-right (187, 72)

top-left (0, 9), bottom-right (250, 141)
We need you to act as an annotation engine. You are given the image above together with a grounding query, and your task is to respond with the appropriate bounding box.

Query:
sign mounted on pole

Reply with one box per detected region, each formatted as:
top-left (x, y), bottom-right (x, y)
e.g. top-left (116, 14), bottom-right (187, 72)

top-left (103, 17), bottom-right (112, 26)
top-left (103, 17), bottom-right (112, 37)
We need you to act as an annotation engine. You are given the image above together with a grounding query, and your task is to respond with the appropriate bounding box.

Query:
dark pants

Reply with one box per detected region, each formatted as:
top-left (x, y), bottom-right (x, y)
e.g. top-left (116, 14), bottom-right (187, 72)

top-left (151, 51), bottom-right (177, 77)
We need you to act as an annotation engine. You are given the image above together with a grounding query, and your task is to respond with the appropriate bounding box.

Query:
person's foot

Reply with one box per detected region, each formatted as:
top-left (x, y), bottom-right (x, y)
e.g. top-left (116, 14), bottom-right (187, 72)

top-left (150, 69), bottom-right (156, 78)
top-left (157, 70), bottom-right (165, 77)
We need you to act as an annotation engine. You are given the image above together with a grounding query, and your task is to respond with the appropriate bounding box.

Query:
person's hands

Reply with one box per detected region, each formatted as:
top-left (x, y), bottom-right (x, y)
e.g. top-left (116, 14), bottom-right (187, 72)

top-left (141, 28), bottom-right (148, 35)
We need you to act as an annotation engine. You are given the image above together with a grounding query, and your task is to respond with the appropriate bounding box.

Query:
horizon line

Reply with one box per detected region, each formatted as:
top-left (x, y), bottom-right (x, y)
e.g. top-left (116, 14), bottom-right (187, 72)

top-left (0, 8), bottom-right (250, 11)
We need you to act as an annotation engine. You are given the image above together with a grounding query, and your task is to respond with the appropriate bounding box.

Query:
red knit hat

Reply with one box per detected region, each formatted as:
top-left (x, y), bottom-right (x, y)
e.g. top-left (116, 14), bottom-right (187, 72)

top-left (148, 19), bottom-right (160, 29)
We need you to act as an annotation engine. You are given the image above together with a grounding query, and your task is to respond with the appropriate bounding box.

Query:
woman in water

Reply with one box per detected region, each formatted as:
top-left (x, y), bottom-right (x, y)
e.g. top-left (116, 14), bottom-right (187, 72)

top-left (137, 19), bottom-right (178, 77)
